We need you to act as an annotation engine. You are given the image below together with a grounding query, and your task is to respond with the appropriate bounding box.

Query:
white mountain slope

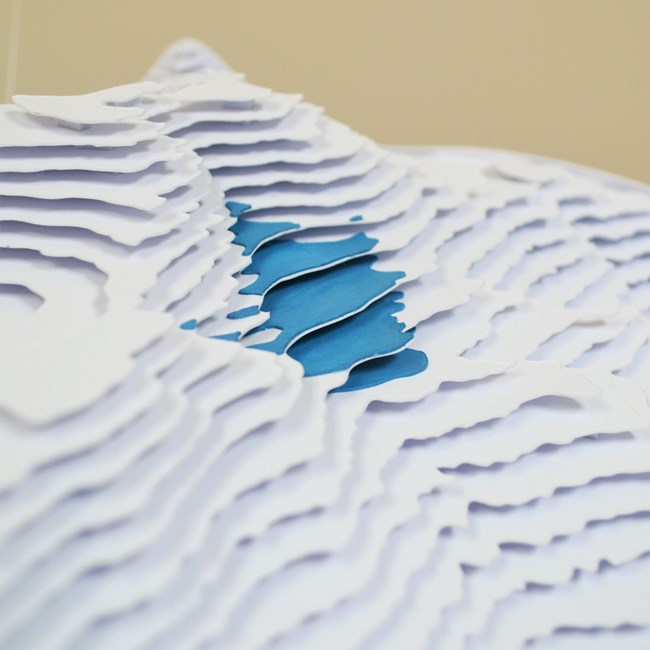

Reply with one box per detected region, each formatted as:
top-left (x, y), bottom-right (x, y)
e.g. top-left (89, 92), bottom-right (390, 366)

top-left (0, 39), bottom-right (649, 650)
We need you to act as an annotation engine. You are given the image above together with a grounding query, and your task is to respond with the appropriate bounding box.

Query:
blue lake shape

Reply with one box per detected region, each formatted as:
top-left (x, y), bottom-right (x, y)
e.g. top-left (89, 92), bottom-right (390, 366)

top-left (225, 201), bottom-right (252, 218)
top-left (229, 219), bottom-right (300, 256)
top-left (227, 305), bottom-right (260, 319)
top-left (241, 232), bottom-right (378, 295)
top-left (288, 291), bottom-right (414, 376)
top-left (252, 256), bottom-right (405, 354)
top-left (331, 347), bottom-right (429, 393)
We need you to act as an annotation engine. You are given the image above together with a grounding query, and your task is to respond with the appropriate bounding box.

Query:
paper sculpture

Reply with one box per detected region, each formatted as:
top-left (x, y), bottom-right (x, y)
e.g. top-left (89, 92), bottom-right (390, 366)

top-left (1, 38), bottom-right (650, 649)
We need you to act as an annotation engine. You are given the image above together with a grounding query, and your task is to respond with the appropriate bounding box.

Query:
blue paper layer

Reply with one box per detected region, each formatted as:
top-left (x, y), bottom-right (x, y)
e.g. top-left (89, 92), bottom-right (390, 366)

top-left (331, 348), bottom-right (429, 393)
top-left (288, 292), bottom-right (413, 376)
top-left (241, 233), bottom-right (378, 295)
top-left (225, 200), bottom-right (252, 217)
top-left (211, 331), bottom-right (241, 341)
top-left (252, 256), bottom-right (405, 354)
top-left (227, 306), bottom-right (260, 319)
top-left (179, 319), bottom-right (198, 330)
top-left (229, 219), bottom-right (299, 255)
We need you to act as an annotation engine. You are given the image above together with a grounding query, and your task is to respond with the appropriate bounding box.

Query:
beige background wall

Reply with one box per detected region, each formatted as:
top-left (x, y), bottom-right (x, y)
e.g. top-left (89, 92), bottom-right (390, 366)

top-left (1, 0), bottom-right (648, 182)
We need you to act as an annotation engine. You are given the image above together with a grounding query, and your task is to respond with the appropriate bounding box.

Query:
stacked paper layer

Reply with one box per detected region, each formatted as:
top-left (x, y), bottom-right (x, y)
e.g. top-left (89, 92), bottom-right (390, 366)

top-left (0, 40), bottom-right (649, 650)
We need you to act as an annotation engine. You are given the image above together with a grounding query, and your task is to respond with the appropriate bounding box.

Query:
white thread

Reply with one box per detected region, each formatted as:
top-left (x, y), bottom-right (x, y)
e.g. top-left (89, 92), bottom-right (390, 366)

top-left (5, 0), bottom-right (24, 102)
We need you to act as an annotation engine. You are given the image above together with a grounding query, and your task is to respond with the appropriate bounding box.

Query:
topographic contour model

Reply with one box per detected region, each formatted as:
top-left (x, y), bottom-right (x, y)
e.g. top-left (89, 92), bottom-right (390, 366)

top-left (1, 40), bottom-right (650, 650)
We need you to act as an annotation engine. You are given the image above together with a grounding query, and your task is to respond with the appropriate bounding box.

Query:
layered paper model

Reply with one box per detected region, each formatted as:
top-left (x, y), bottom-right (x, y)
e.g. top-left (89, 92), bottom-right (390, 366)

top-left (1, 40), bottom-right (650, 649)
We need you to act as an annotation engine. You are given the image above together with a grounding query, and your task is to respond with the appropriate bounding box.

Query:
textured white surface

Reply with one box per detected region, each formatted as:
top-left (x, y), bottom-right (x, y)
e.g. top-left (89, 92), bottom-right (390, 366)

top-left (0, 39), bottom-right (649, 649)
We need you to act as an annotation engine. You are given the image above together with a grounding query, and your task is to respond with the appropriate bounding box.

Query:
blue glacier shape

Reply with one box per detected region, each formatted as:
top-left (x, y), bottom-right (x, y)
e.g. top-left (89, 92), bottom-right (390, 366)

top-left (241, 233), bottom-right (378, 295)
top-left (349, 215), bottom-right (363, 222)
top-left (229, 219), bottom-right (300, 255)
top-left (180, 319), bottom-right (198, 330)
top-left (227, 306), bottom-right (260, 319)
top-left (225, 201), bottom-right (252, 218)
top-left (252, 256), bottom-right (405, 354)
top-left (288, 292), bottom-right (413, 376)
top-left (331, 348), bottom-right (429, 393)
